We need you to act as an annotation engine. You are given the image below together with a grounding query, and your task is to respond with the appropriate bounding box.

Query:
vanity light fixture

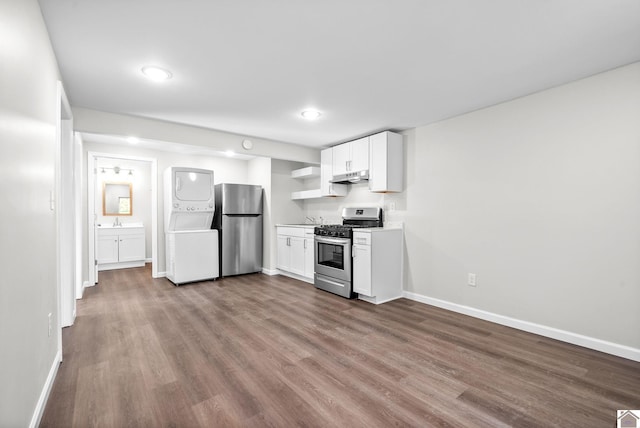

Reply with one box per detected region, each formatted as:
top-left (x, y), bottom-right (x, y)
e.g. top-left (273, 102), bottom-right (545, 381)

top-left (301, 109), bottom-right (322, 120)
top-left (101, 166), bottom-right (133, 176)
top-left (141, 65), bottom-right (172, 82)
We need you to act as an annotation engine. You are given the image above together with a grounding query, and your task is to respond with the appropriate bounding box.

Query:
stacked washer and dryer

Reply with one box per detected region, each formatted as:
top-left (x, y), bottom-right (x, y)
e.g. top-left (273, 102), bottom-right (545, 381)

top-left (164, 167), bottom-right (219, 285)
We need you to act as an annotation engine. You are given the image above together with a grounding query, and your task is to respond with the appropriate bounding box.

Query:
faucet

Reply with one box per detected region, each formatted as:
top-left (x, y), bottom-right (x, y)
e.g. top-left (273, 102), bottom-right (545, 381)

top-left (113, 217), bottom-right (121, 227)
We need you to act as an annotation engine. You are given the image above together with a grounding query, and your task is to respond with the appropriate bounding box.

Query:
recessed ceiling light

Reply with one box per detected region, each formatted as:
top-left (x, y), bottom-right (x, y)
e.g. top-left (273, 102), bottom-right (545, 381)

top-left (126, 136), bottom-right (139, 144)
top-left (141, 65), bottom-right (172, 82)
top-left (301, 109), bottom-right (322, 120)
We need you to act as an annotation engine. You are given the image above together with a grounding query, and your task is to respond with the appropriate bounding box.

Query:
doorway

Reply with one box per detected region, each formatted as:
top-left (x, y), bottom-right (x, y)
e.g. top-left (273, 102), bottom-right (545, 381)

top-left (87, 152), bottom-right (158, 285)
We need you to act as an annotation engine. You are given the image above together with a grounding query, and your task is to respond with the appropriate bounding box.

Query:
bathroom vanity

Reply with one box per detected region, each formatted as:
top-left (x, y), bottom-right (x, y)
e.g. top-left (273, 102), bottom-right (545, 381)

top-left (97, 224), bottom-right (145, 271)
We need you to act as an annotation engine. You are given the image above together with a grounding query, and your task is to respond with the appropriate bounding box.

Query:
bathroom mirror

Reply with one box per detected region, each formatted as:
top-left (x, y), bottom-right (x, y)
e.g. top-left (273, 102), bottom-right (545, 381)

top-left (103, 182), bottom-right (132, 216)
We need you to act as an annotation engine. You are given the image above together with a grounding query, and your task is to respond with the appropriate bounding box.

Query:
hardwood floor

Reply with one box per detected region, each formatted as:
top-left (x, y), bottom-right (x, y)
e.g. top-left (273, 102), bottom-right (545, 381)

top-left (41, 265), bottom-right (640, 427)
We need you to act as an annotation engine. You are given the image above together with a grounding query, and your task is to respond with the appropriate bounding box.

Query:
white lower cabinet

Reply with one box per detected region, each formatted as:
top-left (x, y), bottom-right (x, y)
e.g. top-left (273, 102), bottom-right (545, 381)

top-left (97, 226), bottom-right (146, 271)
top-left (276, 226), bottom-right (315, 283)
top-left (304, 234), bottom-right (315, 278)
top-left (352, 229), bottom-right (403, 304)
top-left (352, 242), bottom-right (372, 295)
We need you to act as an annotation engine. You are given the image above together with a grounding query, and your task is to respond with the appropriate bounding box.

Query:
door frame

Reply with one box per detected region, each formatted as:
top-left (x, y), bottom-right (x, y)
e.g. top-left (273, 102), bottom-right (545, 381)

top-left (87, 151), bottom-right (158, 285)
top-left (56, 81), bottom-right (75, 332)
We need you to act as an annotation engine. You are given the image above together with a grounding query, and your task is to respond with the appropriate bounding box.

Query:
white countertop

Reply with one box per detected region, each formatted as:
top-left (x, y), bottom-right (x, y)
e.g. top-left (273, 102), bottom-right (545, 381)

top-left (277, 224), bottom-right (403, 232)
top-left (353, 226), bottom-right (403, 233)
top-left (97, 222), bottom-right (144, 229)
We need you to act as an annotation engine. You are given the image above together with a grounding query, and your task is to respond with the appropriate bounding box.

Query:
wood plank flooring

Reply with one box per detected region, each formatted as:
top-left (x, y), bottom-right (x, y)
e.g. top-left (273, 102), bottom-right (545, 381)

top-left (40, 265), bottom-right (640, 427)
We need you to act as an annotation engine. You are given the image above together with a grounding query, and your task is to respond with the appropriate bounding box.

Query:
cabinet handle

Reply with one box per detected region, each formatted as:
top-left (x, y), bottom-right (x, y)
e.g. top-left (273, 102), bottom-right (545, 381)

top-left (352, 246), bottom-right (356, 257)
top-left (304, 240), bottom-right (307, 249)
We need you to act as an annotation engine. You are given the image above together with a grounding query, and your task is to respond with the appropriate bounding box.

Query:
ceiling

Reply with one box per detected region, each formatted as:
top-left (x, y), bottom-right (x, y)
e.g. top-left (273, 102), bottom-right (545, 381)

top-left (39, 0), bottom-right (640, 148)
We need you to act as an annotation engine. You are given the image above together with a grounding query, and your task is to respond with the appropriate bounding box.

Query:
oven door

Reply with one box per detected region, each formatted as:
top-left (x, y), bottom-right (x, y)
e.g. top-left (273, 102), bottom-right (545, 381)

top-left (314, 235), bottom-right (351, 282)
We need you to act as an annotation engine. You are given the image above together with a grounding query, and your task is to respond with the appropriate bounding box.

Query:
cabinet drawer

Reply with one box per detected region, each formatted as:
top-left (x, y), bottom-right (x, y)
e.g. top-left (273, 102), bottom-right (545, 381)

top-left (277, 227), bottom-right (306, 237)
top-left (98, 226), bottom-right (144, 237)
top-left (353, 232), bottom-right (371, 245)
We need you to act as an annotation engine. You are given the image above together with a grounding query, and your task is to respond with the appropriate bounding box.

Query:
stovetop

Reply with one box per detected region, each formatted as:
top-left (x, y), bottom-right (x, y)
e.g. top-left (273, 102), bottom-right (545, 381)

top-left (314, 224), bottom-right (376, 238)
top-left (314, 207), bottom-right (384, 238)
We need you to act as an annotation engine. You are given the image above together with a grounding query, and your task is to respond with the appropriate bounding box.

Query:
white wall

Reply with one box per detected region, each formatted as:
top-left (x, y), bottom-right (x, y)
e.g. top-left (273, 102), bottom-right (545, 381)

top-left (270, 160), bottom-right (307, 260)
top-left (74, 108), bottom-right (321, 164)
top-left (307, 63), bottom-right (640, 353)
top-left (0, 0), bottom-right (62, 426)
top-left (247, 157), bottom-right (273, 270)
top-left (406, 63), bottom-right (640, 350)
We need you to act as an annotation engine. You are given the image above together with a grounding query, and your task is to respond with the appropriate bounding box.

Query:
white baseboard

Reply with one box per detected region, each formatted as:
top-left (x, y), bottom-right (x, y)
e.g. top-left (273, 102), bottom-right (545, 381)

top-left (84, 280), bottom-right (95, 288)
top-left (29, 348), bottom-right (62, 428)
top-left (154, 271), bottom-right (166, 278)
top-left (276, 269), bottom-right (314, 284)
top-left (262, 267), bottom-right (278, 276)
top-left (403, 291), bottom-right (640, 363)
top-left (358, 295), bottom-right (402, 305)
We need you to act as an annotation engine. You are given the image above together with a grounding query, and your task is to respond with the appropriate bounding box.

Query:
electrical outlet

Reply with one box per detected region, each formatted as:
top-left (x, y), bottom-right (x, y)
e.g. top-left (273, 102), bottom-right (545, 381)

top-left (389, 202), bottom-right (396, 211)
top-left (48, 313), bottom-right (52, 337)
top-left (467, 273), bottom-right (477, 287)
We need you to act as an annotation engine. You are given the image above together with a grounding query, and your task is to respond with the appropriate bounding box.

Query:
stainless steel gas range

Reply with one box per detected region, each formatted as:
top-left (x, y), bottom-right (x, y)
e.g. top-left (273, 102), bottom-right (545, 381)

top-left (313, 207), bottom-right (383, 298)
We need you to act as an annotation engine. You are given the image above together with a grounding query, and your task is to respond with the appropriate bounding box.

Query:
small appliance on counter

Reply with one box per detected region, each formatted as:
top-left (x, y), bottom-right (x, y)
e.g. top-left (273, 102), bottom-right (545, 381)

top-left (313, 207), bottom-right (382, 298)
top-left (164, 167), bottom-right (219, 285)
top-left (213, 183), bottom-right (263, 277)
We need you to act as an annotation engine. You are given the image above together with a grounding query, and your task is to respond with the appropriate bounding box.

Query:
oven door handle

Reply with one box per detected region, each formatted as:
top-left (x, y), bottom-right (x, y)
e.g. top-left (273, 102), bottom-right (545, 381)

top-left (315, 236), bottom-right (350, 245)
top-left (316, 275), bottom-right (348, 289)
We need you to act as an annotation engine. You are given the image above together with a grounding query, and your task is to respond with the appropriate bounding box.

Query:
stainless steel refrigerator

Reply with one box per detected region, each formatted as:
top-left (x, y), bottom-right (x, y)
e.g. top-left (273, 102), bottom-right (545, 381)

top-left (212, 184), bottom-right (263, 276)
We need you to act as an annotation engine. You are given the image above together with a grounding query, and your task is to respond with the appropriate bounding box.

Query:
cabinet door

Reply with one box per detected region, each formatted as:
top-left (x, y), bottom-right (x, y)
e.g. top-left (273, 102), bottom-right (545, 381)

top-left (320, 148), bottom-right (333, 196)
top-left (350, 137), bottom-right (370, 172)
top-left (321, 148), bottom-right (347, 197)
top-left (304, 237), bottom-right (315, 278)
top-left (276, 235), bottom-right (291, 271)
top-left (352, 244), bottom-right (372, 296)
top-left (332, 143), bottom-right (350, 175)
top-left (118, 234), bottom-right (145, 262)
top-left (289, 237), bottom-right (306, 276)
top-left (369, 131), bottom-right (403, 192)
top-left (97, 235), bottom-right (119, 264)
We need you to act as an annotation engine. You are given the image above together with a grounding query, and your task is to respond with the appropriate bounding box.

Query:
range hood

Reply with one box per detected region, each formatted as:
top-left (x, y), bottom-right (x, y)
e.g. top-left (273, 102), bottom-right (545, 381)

top-left (330, 170), bottom-right (369, 184)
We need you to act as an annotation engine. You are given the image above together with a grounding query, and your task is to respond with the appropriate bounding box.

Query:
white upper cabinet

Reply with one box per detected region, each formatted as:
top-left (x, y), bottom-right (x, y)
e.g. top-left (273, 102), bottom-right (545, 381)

top-left (350, 137), bottom-right (370, 172)
top-left (320, 148), bottom-right (347, 197)
top-left (332, 142), bottom-right (351, 176)
top-left (318, 130), bottom-right (403, 195)
top-left (369, 131), bottom-right (403, 193)
top-left (332, 136), bottom-right (369, 176)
